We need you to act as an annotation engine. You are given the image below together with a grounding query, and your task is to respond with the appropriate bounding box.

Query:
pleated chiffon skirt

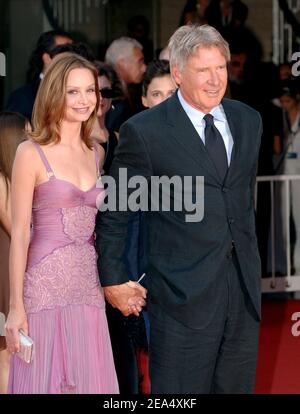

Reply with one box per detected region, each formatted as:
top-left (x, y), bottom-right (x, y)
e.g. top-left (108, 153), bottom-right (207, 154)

top-left (8, 304), bottom-right (119, 394)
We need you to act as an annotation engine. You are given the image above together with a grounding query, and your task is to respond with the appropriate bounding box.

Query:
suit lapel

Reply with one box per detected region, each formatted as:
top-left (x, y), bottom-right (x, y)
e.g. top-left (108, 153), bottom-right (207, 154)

top-left (166, 93), bottom-right (222, 184)
top-left (221, 99), bottom-right (241, 184)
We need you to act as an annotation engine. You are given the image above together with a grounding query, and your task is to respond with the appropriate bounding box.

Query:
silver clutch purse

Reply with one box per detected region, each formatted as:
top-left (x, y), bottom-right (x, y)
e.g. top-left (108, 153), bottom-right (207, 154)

top-left (17, 330), bottom-right (34, 364)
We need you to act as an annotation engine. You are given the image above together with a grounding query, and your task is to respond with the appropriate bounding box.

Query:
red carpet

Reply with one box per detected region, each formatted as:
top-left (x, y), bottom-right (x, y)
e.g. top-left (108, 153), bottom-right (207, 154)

top-left (139, 299), bottom-right (300, 394)
top-left (255, 298), bottom-right (300, 394)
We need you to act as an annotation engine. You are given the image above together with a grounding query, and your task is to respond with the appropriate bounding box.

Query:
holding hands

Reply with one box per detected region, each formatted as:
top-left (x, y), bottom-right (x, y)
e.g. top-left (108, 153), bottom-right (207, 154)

top-left (103, 278), bottom-right (147, 317)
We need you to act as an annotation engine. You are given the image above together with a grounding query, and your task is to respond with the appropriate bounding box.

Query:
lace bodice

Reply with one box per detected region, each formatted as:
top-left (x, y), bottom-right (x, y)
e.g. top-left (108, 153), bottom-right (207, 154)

top-left (23, 142), bottom-right (106, 313)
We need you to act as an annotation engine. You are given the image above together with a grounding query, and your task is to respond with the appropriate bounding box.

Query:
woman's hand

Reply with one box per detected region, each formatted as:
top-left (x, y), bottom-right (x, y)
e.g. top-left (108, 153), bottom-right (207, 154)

top-left (5, 305), bottom-right (28, 354)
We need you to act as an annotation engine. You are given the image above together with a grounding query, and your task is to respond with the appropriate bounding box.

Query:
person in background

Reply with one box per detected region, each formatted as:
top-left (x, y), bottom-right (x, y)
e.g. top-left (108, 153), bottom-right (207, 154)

top-left (0, 111), bottom-right (29, 394)
top-left (5, 53), bottom-right (123, 394)
top-left (91, 61), bottom-right (119, 174)
top-left (105, 37), bottom-right (146, 94)
top-left (179, 0), bottom-right (211, 26)
top-left (105, 37), bottom-right (147, 131)
top-left (278, 84), bottom-right (300, 275)
top-left (206, 0), bottom-right (263, 66)
top-left (5, 30), bottom-right (73, 121)
top-left (49, 42), bottom-right (95, 63)
top-left (142, 60), bottom-right (177, 108)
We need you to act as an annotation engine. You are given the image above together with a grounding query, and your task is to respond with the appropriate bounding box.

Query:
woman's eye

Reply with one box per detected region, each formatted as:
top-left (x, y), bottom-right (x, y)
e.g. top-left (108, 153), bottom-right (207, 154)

top-left (67, 90), bottom-right (77, 95)
top-left (88, 88), bottom-right (96, 93)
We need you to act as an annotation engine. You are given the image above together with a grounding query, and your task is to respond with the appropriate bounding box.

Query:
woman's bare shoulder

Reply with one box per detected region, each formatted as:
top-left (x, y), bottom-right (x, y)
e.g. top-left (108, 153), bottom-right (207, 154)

top-left (16, 140), bottom-right (37, 155)
top-left (13, 141), bottom-right (43, 182)
top-left (14, 140), bottom-right (42, 165)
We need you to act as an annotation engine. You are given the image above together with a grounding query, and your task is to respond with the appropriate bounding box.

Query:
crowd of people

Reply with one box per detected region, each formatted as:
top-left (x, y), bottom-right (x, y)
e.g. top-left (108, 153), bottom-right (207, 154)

top-left (1, 0), bottom-right (300, 395)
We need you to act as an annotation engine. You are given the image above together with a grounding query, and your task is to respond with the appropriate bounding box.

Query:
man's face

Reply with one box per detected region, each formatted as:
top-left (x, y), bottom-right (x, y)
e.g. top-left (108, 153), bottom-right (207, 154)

top-left (172, 46), bottom-right (228, 113)
top-left (122, 47), bottom-right (146, 84)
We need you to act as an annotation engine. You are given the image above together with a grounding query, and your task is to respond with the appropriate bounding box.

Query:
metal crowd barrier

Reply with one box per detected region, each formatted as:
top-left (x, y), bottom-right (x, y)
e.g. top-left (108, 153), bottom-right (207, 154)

top-left (256, 175), bottom-right (300, 293)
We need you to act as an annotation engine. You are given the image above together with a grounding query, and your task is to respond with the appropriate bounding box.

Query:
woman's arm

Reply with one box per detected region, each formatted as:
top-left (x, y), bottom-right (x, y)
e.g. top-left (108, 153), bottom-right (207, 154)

top-left (5, 141), bottom-right (37, 353)
top-left (0, 175), bottom-right (11, 236)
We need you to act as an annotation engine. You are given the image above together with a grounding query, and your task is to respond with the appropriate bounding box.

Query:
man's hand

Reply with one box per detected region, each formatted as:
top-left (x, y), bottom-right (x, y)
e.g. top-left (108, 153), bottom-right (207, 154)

top-left (103, 281), bottom-right (147, 316)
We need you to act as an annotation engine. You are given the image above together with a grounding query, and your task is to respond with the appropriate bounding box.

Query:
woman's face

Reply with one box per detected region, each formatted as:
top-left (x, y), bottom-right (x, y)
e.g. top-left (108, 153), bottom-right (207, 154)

top-left (142, 74), bottom-right (177, 108)
top-left (64, 68), bottom-right (97, 123)
top-left (98, 76), bottom-right (112, 117)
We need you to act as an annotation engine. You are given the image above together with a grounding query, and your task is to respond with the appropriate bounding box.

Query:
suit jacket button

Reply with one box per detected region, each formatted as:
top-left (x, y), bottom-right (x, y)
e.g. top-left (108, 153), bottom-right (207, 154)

top-left (228, 217), bottom-right (235, 224)
top-left (222, 187), bottom-right (228, 193)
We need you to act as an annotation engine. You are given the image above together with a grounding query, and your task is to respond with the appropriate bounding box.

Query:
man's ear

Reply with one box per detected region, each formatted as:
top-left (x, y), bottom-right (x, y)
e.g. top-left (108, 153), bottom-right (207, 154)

top-left (42, 52), bottom-right (52, 70)
top-left (117, 58), bottom-right (127, 72)
top-left (171, 64), bottom-right (182, 86)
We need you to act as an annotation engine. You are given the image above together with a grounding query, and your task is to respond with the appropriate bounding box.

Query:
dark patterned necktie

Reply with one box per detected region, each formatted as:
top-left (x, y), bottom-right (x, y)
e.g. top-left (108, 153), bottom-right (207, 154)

top-left (204, 113), bottom-right (228, 181)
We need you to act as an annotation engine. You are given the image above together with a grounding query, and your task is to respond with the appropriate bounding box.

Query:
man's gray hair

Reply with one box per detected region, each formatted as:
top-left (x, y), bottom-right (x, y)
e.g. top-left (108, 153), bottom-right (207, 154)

top-left (168, 25), bottom-right (230, 71)
top-left (105, 37), bottom-right (143, 67)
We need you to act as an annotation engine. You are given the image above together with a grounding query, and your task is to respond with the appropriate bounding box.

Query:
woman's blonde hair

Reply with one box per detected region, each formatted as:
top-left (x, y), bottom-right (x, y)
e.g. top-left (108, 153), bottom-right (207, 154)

top-left (0, 111), bottom-right (28, 201)
top-left (30, 52), bottom-right (100, 149)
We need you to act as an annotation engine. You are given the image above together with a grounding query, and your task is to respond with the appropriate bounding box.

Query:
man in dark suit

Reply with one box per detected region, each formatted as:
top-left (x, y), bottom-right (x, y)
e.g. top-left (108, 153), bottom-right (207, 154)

top-left (96, 24), bottom-right (262, 394)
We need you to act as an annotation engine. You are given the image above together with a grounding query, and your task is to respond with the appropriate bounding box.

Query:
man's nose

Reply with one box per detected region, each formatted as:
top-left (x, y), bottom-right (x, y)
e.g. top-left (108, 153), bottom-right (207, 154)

top-left (208, 70), bottom-right (220, 85)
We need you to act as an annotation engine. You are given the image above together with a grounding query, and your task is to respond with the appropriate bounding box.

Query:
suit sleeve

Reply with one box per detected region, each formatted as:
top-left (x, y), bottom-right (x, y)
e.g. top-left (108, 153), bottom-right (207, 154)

top-left (95, 120), bottom-right (153, 286)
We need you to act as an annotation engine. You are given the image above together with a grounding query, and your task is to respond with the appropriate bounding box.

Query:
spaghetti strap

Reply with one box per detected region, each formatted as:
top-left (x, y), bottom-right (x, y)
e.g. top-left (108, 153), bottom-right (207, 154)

top-left (32, 141), bottom-right (55, 178)
top-left (93, 142), bottom-right (100, 177)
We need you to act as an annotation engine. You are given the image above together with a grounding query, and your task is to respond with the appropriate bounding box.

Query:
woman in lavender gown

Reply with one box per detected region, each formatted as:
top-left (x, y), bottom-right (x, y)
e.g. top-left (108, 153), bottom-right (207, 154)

top-left (5, 53), bottom-right (119, 394)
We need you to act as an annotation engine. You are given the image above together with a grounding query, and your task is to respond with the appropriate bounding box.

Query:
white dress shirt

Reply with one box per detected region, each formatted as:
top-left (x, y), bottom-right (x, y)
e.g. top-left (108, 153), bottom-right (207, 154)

top-left (177, 89), bottom-right (234, 165)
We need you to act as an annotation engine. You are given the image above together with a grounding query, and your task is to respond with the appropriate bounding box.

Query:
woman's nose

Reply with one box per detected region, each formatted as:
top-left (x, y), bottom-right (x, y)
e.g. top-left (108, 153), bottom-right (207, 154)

top-left (78, 92), bottom-right (88, 104)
